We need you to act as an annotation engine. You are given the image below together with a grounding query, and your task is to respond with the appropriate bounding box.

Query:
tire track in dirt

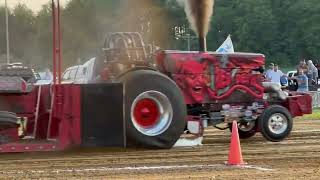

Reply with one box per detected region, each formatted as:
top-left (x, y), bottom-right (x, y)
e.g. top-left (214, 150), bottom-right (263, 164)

top-left (0, 119), bottom-right (319, 179)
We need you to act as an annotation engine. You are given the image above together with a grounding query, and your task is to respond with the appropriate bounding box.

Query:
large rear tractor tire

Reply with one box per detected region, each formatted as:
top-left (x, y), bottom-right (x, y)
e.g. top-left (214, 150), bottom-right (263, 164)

top-left (259, 105), bottom-right (293, 142)
top-left (119, 70), bottom-right (187, 149)
top-left (0, 111), bottom-right (18, 130)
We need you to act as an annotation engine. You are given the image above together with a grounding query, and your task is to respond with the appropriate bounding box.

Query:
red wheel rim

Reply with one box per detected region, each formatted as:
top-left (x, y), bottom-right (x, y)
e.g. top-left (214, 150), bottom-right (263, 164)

top-left (133, 98), bottom-right (160, 127)
top-left (131, 91), bottom-right (173, 136)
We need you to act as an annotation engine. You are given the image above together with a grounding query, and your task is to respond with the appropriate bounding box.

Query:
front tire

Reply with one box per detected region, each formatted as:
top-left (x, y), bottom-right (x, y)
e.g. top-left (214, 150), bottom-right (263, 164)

top-left (229, 121), bottom-right (257, 139)
top-left (120, 70), bottom-right (187, 149)
top-left (259, 105), bottom-right (293, 142)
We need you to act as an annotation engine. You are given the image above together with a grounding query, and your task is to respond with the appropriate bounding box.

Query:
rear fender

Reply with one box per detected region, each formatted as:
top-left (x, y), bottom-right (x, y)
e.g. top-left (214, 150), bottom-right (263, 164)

top-left (116, 66), bottom-right (157, 79)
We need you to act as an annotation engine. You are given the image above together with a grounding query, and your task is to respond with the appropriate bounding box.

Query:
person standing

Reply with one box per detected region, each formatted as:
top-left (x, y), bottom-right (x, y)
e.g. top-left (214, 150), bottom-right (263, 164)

top-left (297, 60), bottom-right (308, 75)
top-left (265, 63), bottom-right (274, 81)
top-left (307, 60), bottom-right (318, 83)
top-left (295, 68), bottom-right (309, 92)
top-left (43, 68), bottom-right (53, 81)
top-left (267, 64), bottom-right (284, 85)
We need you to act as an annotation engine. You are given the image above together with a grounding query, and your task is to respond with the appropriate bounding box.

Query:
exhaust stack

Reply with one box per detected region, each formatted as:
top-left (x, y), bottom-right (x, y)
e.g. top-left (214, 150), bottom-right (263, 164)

top-left (199, 37), bottom-right (207, 52)
top-left (181, 0), bottom-right (214, 52)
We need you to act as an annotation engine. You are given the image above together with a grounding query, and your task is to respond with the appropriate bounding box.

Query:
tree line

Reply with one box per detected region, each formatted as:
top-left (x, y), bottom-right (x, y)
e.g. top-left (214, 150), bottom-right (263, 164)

top-left (0, 0), bottom-right (319, 70)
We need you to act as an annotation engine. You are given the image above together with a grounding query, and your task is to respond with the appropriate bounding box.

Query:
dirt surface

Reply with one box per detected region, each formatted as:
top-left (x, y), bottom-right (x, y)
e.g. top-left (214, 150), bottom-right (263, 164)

top-left (0, 119), bottom-right (319, 179)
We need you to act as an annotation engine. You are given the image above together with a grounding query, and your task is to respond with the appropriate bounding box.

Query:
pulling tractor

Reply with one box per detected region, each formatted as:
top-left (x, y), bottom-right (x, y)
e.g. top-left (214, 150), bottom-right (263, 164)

top-left (0, 0), bottom-right (312, 152)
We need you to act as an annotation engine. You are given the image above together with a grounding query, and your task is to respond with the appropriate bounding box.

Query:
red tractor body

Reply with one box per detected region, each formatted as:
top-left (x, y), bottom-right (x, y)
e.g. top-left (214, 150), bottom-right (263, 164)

top-left (156, 51), bottom-right (265, 104)
top-left (156, 50), bottom-right (311, 117)
top-left (0, 1), bottom-right (313, 152)
top-left (0, 47), bottom-right (312, 152)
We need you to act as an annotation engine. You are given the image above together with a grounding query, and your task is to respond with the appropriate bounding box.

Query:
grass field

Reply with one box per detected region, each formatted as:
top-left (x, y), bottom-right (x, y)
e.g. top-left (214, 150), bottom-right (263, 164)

top-left (298, 108), bottom-right (320, 120)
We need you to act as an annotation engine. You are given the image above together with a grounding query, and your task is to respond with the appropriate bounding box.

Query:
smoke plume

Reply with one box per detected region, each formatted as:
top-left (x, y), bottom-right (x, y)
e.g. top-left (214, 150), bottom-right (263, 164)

top-left (182, 0), bottom-right (215, 38)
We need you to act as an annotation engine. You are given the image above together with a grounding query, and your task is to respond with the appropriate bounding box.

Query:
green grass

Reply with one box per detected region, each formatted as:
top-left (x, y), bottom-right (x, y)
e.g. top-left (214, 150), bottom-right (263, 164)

top-left (298, 108), bottom-right (320, 120)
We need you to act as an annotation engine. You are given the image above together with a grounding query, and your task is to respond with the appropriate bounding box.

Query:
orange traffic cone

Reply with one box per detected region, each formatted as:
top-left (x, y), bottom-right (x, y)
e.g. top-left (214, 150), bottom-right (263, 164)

top-left (226, 121), bottom-right (246, 166)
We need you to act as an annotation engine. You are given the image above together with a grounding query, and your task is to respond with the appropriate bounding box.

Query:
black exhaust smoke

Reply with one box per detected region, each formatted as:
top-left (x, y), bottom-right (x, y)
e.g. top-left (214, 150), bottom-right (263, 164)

top-left (181, 0), bottom-right (214, 52)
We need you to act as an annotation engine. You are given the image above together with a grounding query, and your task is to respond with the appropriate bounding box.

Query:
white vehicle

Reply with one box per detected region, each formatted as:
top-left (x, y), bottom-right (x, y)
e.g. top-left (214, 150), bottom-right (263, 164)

top-left (287, 70), bottom-right (297, 78)
top-left (62, 57), bottom-right (96, 84)
top-left (62, 65), bottom-right (82, 84)
top-left (74, 57), bottom-right (96, 84)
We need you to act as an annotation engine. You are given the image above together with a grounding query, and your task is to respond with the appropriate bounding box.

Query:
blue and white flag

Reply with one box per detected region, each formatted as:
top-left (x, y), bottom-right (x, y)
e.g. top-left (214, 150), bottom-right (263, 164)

top-left (216, 35), bottom-right (234, 53)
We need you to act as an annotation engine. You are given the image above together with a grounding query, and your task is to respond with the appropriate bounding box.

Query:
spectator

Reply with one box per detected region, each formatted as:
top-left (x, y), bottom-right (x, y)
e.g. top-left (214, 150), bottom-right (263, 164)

top-left (297, 60), bottom-right (308, 74)
top-left (43, 68), bottom-right (53, 81)
top-left (265, 63), bottom-right (274, 81)
top-left (266, 64), bottom-right (284, 85)
top-left (307, 60), bottom-right (318, 83)
top-left (294, 68), bottom-right (309, 92)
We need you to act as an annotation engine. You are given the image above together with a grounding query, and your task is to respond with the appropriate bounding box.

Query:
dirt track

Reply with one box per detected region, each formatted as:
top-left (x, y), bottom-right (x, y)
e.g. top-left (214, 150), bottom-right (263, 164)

top-left (0, 119), bottom-right (319, 179)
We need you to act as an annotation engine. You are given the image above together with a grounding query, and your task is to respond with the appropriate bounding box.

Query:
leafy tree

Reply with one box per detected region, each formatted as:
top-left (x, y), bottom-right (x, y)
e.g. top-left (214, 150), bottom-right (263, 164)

top-left (35, 4), bottom-right (53, 69)
top-left (0, 7), bottom-right (11, 63)
top-left (0, 0), bottom-right (320, 70)
top-left (10, 4), bottom-right (37, 64)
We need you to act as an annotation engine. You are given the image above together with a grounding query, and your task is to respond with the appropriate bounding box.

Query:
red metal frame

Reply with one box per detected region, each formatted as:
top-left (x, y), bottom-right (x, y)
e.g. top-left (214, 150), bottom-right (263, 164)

top-left (52, 0), bottom-right (57, 85)
top-left (48, 0), bottom-right (62, 139)
top-left (52, 0), bottom-right (62, 85)
top-left (0, 0), bottom-right (83, 153)
top-left (57, 0), bottom-right (62, 84)
top-left (0, 84), bottom-right (82, 153)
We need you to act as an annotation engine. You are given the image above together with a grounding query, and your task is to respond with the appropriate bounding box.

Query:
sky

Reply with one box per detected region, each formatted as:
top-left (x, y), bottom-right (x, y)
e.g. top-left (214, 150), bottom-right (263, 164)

top-left (0, 0), bottom-right (69, 13)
